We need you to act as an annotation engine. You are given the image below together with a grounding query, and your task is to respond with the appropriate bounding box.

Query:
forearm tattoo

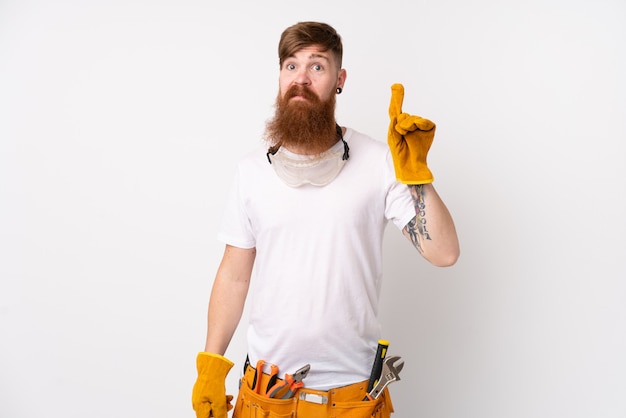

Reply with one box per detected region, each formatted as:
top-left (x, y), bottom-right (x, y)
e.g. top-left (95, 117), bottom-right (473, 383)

top-left (404, 184), bottom-right (431, 253)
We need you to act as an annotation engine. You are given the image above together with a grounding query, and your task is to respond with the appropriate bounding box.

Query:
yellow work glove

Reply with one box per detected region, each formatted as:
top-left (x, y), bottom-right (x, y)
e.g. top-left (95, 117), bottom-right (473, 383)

top-left (388, 83), bottom-right (436, 184)
top-left (192, 352), bottom-right (234, 418)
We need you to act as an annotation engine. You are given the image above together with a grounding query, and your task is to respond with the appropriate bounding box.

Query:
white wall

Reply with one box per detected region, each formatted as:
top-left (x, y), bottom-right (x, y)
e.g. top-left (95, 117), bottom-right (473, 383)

top-left (1, 0), bottom-right (625, 417)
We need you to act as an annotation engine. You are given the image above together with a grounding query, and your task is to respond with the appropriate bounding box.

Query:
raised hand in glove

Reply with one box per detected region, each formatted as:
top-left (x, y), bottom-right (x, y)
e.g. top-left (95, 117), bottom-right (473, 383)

top-left (388, 83), bottom-right (436, 184)
top-left (192, 352), bottom-right (234, 418)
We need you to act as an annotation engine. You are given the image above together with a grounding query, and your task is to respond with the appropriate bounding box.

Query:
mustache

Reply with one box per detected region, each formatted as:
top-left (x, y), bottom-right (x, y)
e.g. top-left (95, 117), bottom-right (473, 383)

top-left (283, 85), bottom-right (319, 102)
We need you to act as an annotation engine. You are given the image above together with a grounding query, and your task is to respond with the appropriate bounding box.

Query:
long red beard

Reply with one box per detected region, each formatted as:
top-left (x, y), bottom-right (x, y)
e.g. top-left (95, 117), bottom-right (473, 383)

top-left (265, 85), bottom-right (337, 155)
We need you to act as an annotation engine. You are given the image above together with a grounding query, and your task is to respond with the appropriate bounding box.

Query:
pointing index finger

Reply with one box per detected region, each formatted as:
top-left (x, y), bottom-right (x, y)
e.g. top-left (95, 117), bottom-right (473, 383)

top-left (389, 83), bottom-right (404, 120)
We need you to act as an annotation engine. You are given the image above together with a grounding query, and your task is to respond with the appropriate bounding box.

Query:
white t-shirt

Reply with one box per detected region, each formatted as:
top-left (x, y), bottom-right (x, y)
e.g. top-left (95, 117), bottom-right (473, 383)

top-left (218, 128), bottom-right (415, 389)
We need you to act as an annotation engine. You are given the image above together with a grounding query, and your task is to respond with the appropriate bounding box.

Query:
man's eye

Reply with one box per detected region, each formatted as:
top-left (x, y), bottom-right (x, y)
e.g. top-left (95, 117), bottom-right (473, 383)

top-left (286, 64), bottom-right (296, 70)
top-left (312, 64), bottom-right (322, 71)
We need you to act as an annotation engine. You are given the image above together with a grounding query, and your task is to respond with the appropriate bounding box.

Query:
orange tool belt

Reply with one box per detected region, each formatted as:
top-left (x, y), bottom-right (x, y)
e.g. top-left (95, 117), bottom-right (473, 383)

top-left (233, 363), bottom-right (394, 418)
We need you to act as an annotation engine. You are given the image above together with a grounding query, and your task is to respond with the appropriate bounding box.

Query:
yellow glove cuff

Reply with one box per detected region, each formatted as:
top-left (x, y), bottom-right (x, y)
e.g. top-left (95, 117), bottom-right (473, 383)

top-left (197, 352), bottom-right (235, 367)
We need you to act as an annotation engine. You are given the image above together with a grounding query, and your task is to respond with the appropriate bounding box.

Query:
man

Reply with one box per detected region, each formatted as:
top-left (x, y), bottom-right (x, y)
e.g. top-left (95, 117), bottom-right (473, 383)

top-left (192, 21), bottom-right (460, 418)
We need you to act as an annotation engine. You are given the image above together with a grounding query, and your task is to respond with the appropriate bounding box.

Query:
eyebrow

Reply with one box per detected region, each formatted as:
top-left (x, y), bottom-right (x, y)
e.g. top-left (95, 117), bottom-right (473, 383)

top-left (286, 53), bottom-right (330, 62)
top-left (307, 53), bottom-right (330, 61)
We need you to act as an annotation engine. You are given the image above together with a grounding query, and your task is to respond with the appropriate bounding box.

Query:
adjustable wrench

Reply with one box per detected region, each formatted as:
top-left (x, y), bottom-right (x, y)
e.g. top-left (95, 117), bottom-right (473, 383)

top-left (364, 356), bottom-right (404, 400)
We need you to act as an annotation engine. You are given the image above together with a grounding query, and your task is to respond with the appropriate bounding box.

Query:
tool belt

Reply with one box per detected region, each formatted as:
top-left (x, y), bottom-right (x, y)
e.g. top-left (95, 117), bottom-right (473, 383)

top-left (233, 364), bottom-right (394, 418)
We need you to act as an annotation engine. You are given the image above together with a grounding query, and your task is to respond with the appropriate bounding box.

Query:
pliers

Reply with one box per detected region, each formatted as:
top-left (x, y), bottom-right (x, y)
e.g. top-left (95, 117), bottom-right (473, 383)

top-left (267, 364), bottom-right (311, 399)
top-left (264, 363), bottom-right (279, 395)
top-left (251, 360), bottom-right (279, 396)
top-left (251, 359), bottom-right (265, 394)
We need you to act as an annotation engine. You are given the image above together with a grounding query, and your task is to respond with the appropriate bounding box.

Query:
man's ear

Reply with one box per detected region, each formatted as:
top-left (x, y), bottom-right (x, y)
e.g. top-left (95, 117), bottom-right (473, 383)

top-left (337, 68), bottom-right (347, 90)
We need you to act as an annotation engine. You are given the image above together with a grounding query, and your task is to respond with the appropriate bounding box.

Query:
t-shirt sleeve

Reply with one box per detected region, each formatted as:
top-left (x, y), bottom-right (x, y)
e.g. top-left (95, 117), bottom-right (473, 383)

top-left (383, 150), bottom-right (416, 231)
top-left (216, 165), bottom-right (257, 249)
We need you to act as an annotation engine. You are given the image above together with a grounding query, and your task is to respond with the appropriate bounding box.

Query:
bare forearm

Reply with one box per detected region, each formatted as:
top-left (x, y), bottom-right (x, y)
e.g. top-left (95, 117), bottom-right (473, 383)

top-left (403, 184), bottom-right (460, 266)
top-left (204, 245), bottom-right (255, 354)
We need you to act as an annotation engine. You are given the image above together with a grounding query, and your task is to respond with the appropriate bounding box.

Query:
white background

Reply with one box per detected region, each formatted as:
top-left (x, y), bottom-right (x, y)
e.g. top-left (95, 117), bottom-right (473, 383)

top-left (1, 0), bottom-right (625, 417)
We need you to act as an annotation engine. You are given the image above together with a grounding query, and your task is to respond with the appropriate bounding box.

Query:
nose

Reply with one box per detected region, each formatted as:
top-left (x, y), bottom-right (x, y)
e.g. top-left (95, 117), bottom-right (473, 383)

top-left (293, 67), bottom-right (311, 86)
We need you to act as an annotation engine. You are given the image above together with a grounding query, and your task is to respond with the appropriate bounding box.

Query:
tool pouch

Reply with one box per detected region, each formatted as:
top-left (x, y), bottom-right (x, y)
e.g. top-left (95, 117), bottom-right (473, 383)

top-left (233, 365), bottom-right (393, 418)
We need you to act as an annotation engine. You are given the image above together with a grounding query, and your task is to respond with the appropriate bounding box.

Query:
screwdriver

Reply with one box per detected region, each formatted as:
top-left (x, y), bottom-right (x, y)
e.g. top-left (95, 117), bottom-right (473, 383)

top-left (366, 339), bottom-right (390, 394)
